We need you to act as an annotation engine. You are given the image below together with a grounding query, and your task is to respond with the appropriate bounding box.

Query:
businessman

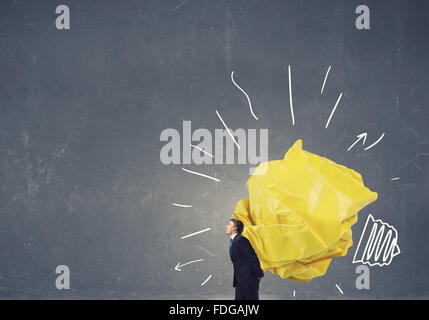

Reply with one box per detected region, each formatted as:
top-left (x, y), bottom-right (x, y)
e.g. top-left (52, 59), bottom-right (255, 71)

top-left (226, 218), bottom-right (265, 300)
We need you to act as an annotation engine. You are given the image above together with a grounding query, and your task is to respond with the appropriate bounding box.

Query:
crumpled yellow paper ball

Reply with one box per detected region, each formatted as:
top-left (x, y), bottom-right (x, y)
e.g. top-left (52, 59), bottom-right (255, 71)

top-left (232, 139), bottom-right (378, 281)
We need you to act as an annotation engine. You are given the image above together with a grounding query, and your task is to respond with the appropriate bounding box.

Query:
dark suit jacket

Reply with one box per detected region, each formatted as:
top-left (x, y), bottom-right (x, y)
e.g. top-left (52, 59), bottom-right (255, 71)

top-left (230, 233), bottom-right (264, 288)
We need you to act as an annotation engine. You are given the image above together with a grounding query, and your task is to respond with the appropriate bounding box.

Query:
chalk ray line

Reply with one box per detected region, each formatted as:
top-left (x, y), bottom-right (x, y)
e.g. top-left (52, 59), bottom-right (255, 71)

top-left (180, 227), bottom-right (211, 239)
top-left (182, 167), bottom-right (220, 182)
top-left (288, 65), bottom-right (295, 126)
top-left (215, 110), bottom-right (241, 150)
top-left (335, 284), bottom-right (344, 294)
top-left (201, 274), bottom-right (212, 286)
top-left (325, 92), bottom-right (343, 128)
top-left (321, 65), bottom-right (331, 94)
top-left (172, 203), bottom-right (193, 208)
top-left (231, 71), bottom-right (258, 120)
top-left (190, 144), bottom-right (214, 158)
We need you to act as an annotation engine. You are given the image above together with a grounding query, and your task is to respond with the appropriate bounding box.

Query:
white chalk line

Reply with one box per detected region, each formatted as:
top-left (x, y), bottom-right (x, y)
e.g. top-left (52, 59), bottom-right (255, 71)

top-left (335, 283), bottom-right (344, 294)
top-left (180, 227), bottom-right (211, 239)
top-left (364, 132), bottom-right (385, 150)
top-left (325, 92), bottom-right (343, 128)
top-left (288, 65), bottom-right (295, 126)
top-left (182, 167), bottom-right (220, 182)
top-left (321, 65), bottom-right (331, 94)
top-left (215, 110), bottom-right (241, 150)
top-left (231, 71), bottom-right (258, 120)
top-left (201, 274), bottom-right (212, 286)
top-left (190, 143), bottom-right (214, 158)
top-left (172, 203), bottom-right (193, 208)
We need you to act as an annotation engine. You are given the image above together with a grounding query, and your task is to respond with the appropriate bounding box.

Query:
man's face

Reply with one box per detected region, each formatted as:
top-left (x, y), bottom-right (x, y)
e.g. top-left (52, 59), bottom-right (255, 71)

top-left (226, 220), bottom-right (237, 235)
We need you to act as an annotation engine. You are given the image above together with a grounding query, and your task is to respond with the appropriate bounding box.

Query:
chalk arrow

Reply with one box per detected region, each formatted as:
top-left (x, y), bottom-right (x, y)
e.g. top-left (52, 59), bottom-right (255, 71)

top-left (347, 133), bottom-right (367, 151)
top-left (174, 259), bottom-right (204, 271)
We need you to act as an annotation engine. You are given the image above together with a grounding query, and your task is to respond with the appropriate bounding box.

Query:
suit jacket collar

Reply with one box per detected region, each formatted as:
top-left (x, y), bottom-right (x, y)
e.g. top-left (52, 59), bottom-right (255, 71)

top-left (230, 232), bottom-right (239, 240)
top-left (231, 233), bottom-right (242, 246)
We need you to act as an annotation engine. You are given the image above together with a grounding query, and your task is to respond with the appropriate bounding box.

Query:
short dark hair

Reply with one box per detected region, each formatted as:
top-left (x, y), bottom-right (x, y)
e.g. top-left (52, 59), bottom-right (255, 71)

top-left (230, 218), bottom-right (244, 234)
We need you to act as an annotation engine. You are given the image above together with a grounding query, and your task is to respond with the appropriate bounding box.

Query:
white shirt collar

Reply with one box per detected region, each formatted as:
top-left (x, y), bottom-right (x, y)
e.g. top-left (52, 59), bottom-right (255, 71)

top-left (230, 232), bottom-right (238, 240)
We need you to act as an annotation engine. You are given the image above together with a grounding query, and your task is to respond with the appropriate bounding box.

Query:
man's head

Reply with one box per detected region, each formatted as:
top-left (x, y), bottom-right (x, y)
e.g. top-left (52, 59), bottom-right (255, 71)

top-left (226, 218), bottom-right (244, 236)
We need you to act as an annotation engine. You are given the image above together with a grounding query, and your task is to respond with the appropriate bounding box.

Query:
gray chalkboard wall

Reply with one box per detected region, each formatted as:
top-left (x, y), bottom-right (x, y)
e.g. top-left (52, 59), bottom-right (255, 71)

top-left (0, 0), bottom-right (428, 299)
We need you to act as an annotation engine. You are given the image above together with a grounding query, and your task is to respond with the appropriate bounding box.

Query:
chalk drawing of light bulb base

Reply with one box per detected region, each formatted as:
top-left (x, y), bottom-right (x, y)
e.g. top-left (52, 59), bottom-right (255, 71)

top-left (352, 214), bottom-right (401, 267)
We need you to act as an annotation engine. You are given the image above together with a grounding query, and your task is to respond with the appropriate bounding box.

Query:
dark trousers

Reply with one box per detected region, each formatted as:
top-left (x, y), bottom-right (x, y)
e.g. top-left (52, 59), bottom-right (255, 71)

top-left (234, 281), bottom-right (260, 300)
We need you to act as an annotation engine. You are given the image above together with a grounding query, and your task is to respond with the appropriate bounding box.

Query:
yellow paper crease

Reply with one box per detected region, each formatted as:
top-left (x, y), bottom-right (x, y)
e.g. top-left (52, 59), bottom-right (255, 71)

top-left (232, 139), bottom-right (378, 281)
